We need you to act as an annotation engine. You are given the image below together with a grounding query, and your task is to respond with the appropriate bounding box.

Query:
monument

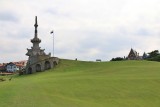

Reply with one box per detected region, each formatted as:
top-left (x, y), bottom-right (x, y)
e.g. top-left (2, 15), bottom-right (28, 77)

top-left (24, 16), bottom-right (59, 74)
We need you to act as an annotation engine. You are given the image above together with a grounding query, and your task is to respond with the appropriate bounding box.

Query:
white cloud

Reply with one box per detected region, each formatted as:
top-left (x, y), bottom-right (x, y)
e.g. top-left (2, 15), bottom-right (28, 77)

top-left (0, 0), bottom-right (160, 62)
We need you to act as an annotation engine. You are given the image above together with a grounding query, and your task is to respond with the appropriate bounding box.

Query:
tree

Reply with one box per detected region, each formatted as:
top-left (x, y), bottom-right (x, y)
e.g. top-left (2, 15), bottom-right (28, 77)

top-left (110, 57), bottom-right (124, 61)
top-left (146, 50), bottom-right (160, 62)
top-left (148, 50), bottom-right (159, 58)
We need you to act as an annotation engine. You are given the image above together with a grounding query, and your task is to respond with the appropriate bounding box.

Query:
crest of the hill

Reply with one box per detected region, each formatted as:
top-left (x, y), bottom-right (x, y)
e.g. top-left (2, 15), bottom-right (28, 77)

top-left (1, 60), bottom-right (160, 107)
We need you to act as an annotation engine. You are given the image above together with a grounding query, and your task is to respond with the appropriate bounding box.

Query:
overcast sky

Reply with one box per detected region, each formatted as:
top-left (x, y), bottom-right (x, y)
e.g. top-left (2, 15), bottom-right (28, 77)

top-left (1, 0), bottom-right (160, 62)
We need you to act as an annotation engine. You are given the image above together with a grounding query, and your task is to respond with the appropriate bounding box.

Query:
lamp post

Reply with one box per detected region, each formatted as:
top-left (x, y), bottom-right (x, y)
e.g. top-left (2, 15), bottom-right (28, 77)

top-left (50, 30), bottom-right (54, 57)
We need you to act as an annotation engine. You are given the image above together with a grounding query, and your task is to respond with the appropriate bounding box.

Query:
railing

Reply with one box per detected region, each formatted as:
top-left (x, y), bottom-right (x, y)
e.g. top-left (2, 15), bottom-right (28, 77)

top-left (0, 72), bottom-right (14, 76)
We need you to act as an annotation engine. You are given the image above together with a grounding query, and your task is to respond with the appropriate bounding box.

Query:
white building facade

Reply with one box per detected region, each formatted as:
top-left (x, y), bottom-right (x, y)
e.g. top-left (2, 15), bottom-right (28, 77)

top-left (6, 63), bottom-right (19, 72)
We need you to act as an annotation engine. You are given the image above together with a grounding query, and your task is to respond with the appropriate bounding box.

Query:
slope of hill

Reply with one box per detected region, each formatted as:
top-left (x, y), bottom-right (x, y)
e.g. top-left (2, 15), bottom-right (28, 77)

top-left (0, 59), bottom-right (160, 107)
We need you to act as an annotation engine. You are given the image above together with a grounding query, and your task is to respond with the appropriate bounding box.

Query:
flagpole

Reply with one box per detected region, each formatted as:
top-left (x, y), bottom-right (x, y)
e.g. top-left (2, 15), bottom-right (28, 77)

top-left (53, 31), bottom-right (54, 57)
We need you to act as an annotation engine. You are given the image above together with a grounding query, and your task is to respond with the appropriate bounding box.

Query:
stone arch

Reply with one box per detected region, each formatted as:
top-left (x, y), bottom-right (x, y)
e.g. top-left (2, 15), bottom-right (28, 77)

top-left (36, 64), bottom-right (41, 72)
top-left (45, 61), bottom-right (51, 70)
top-left (28, 67), bottom-right (32, 74)
top-left (53, 61), bottom-right (57, 66)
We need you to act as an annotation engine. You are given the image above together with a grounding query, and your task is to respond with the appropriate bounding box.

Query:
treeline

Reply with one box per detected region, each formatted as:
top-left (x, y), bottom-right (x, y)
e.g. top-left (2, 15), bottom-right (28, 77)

top-left (145, 50), bottom-right (160, 61)
top-left (110, 50), bottom-right (160, 62)
top-left (111, 57), bottom-right (125, 61)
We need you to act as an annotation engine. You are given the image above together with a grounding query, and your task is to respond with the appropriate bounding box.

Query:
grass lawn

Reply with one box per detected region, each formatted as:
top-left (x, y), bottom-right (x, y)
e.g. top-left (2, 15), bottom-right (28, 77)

top-left (0, 59), bottom-right (160, 107)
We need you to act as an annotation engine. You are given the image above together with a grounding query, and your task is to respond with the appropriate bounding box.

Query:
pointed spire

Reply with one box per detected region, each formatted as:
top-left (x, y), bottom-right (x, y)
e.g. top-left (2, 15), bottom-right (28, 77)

top-left (31, 16), bottom-right (41, 44)
top-left (34, 16), bottom-right (38, 38)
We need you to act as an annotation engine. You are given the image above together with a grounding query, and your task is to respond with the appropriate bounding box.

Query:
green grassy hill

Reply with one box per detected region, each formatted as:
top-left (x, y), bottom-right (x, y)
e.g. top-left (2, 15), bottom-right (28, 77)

top-left (1, 59), bottom-right (160, 107)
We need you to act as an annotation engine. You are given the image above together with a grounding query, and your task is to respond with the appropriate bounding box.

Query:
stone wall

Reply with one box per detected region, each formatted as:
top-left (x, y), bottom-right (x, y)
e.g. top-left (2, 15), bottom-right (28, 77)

top-left (25, 57), bottom-right (59, 74)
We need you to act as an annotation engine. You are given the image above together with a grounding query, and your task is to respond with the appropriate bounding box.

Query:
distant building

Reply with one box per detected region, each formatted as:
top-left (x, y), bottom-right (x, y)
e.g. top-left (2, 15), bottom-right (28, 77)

top-left (25, 16), bottom-right (59, 74)
top-left (13, 60), bottom-right (27, 70)
top-left (0, 64), bottom-right (6, 71)
top-left (0, 61), bottom-right (27, 72)
top-left (6, 62), bottom-right (18, 72)
top-left (96, 59), bottom-right (101, 62)
top-left (127, 48), bottom-right (142, 60)
top-left (13, 60), bottom-right (27, 67)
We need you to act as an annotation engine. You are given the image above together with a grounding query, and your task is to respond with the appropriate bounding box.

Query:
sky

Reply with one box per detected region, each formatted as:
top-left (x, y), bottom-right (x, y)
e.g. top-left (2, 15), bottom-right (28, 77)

top-left (1, 0), bottom-right (160, 62)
